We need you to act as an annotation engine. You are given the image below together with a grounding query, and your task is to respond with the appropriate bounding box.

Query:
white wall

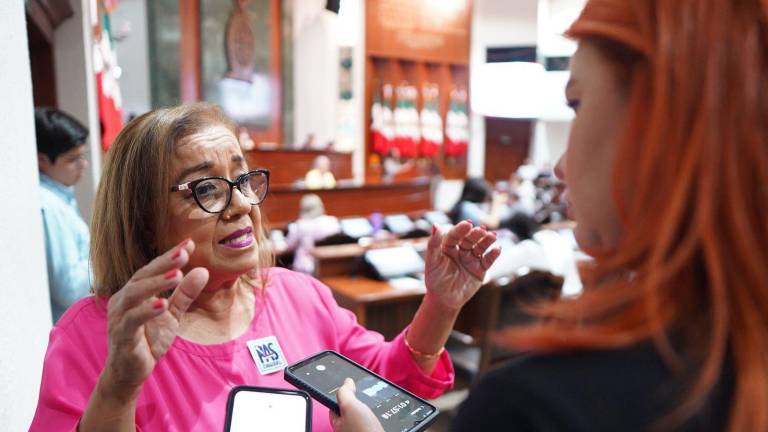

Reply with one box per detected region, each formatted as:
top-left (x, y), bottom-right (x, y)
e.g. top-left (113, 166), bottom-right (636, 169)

top-left (293, 0), bottom-right (365, 180)
top-left (0, 2), bottom-right (53, 429)
top-left (469, 0), bottom-right (539, 177)
top-left (534, 0), bottom-right (585, 167)
top-left (54, 0), bottom-right (102, 222)
top-left (112, 0), bottom-right (152, 118)
top-left (293, 0), bottom-right (339, 149)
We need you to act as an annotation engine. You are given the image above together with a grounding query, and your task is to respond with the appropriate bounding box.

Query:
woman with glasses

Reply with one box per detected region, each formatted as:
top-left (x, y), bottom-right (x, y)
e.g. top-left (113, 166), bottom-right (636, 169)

top-left (29, 103), bottom-right (500, 431)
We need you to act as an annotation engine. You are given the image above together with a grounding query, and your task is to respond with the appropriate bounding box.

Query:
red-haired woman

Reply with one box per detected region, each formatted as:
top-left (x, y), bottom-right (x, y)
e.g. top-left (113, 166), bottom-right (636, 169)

top-left (332, 0), bottom-right (767, 430)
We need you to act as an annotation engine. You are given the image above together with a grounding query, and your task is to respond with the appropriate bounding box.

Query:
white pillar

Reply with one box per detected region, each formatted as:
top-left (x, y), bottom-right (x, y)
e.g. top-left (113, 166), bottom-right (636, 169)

top-left (54, 0), bottom-right (102, 223)
top-left (0, 2), bottom-right (54, 429)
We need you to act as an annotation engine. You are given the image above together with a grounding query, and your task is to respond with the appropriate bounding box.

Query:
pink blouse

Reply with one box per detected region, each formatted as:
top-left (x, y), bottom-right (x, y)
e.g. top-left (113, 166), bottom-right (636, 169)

top-left (29, 268), bottom-right (454, 431)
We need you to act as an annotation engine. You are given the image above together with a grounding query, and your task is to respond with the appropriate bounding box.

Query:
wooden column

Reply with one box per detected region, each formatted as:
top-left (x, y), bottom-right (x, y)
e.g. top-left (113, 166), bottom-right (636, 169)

top-left (179, 0), bottom-right (201, 102)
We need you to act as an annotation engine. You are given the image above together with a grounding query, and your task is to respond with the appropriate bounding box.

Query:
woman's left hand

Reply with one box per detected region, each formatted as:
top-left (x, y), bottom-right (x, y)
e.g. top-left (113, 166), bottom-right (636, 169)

top-left (424, 221), bottom-right (501, 311)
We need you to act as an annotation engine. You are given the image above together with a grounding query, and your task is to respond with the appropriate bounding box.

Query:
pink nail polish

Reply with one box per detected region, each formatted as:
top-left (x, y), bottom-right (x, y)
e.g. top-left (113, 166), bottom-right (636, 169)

top-left (153, 298), bottom-right (164, 310)
top-left (164, 269), bottom-right (178, 280)
top-left (431, 225), bottom-right (437, 235)
top-left (172, 238), bottom-right (191, 259)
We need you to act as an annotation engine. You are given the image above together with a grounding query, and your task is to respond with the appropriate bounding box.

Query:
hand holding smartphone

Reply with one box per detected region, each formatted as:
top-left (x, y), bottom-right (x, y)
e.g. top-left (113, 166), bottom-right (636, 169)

top-left (284, 351), bottom-right (439, 432)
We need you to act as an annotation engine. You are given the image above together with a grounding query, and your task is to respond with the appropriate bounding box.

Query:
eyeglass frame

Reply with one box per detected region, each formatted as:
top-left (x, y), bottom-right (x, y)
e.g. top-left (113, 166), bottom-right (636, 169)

top-left (169, 168), bottom-right (270, 214)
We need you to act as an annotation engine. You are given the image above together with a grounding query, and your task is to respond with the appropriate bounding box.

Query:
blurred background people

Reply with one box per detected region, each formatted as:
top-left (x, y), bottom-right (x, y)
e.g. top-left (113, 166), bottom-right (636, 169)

top-left (281, 194), bottom-right (342, 274)
top-left (449, 178), bottom-right (509, 229)
top-left (35, 107), bottom-right (92, 323)
top-left (305, 155), bottom-right (336, 189)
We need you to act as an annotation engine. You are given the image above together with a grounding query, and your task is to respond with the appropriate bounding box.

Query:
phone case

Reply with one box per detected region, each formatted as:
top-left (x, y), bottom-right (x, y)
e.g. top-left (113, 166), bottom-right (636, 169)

top-left (284, 356), bottom-right (343, 414)
top-left (283, 350), bottom-right (439, 432)
top-left (223, 386), bottom-right (312, 432)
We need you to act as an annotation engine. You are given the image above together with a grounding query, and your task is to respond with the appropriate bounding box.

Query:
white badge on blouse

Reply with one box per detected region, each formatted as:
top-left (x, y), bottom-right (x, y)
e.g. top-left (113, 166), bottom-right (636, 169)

top-left (246, 336), bottom-right (288, 375)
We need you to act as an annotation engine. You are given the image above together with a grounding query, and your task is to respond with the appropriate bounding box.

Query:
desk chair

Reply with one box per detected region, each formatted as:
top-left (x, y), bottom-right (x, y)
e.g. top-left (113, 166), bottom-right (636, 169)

top-left (447, 270), bottom-right (563, 384)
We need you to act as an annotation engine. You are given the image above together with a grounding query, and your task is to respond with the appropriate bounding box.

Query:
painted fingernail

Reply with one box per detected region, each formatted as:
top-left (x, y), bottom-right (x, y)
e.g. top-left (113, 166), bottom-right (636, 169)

top-left (164, 269), bottom-right (178, 280)
top-left (172, 238), bottom-right (191, 259)
top-left (153, 298), bottom-right (165, 310)
top-left (432, 225), bottom-right (437, 235)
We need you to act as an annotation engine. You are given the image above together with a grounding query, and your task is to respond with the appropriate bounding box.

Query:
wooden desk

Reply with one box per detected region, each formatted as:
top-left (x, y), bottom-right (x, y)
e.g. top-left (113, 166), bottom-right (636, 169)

top-left (322, 276), bottom-right (426, 339)
top-left (311, 237), bottom-right (429, 278)
top-left (322, 274), bottom-right (503, 342)
top-left (261, 177), bottom-right (432, 228)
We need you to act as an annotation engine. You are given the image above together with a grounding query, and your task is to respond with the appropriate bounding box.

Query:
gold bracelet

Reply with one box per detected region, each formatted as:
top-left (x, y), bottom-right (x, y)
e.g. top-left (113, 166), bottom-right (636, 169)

top-left (404, 331), bottom-right (445, 360)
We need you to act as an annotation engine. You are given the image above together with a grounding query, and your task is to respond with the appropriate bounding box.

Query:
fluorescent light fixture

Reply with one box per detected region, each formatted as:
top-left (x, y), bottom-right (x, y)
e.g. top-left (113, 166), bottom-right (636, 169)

top-left (471, 62), bottom-right (546, 119)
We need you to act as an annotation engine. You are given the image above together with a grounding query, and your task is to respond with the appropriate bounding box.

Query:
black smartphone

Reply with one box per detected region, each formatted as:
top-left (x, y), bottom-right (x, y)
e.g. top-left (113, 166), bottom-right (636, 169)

top-left (224, 386), bottom-right (312, 432)
top-left (284, 351), bottom-right (439, 432)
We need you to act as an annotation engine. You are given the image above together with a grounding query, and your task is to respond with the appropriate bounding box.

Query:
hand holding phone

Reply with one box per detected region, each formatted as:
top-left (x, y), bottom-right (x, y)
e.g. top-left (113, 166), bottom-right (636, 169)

top-left (330, 378), bottom-right (385, 432)
top-left (284, 351), bottom-right (439, 432)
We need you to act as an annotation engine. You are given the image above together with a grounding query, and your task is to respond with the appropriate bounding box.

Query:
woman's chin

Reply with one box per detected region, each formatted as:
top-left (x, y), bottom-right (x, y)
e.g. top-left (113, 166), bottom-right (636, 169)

top-left (209, 253), bottom-right (259, 277)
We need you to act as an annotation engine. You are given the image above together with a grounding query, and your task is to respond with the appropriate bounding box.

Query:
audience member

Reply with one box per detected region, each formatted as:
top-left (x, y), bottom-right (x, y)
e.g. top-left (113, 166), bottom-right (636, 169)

top-left (282, 194), bottom-right (342, 274)
top-left (332, 0), bottom-right (764, 430)
top-left (449, 178), bottom-right (509, 229)
top-left (29, 103), bottom-right (500, 431)
top-left (35, 107), bottom-right (92, 323)
top-left (305, 155), bottom-right (336, 189)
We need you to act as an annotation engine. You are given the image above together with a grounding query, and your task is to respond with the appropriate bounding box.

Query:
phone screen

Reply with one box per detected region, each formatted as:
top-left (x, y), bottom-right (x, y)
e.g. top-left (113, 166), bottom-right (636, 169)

top-left (289, 352), bottom-right (436, 432)
top-left (226, 387), bottom-right (310, 432)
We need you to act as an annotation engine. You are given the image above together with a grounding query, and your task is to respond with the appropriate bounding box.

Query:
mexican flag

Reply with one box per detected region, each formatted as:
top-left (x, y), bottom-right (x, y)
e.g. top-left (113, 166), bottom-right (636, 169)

top-left (419, 84), bottom-right (442, 157)
top-left (371, 84), bottom-right (394, 155)
top-left (445, 88), bottom-right (469, 157)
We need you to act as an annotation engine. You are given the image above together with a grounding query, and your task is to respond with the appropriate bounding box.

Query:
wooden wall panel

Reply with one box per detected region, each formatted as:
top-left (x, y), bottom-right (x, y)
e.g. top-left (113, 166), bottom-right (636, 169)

top-left (364, 0), bottom-right (471, 181)
top-left (27, 15), bottom-right (57, 107)
top-left (366, 0), bottom-right (472, 64)
top-left (245, 149), bottom-right (352, 187)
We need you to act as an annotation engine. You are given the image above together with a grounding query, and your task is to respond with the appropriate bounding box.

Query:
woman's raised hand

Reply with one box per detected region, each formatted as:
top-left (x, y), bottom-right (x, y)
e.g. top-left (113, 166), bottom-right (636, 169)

top-left (424, 221), bottom-right (501, 311)
top-left (102, 239), bottom-right (209, 401)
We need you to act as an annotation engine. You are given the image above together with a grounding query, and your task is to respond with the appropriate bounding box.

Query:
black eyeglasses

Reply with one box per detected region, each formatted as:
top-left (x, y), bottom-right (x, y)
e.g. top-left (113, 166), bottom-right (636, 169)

top-left (170, 169), bottom-right (270, 214)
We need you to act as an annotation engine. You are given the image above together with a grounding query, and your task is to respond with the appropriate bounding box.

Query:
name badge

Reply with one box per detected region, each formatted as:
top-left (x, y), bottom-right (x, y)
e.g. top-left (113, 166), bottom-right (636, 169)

top-left (247, 336), bottom-right (287, 375)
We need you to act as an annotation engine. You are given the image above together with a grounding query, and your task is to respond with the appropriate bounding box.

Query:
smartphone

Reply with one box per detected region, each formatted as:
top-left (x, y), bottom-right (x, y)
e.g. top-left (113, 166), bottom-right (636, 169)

top-left (284, 351), bottom-right (439, 432)
top-left (224, 386), bottom-right (312, 432)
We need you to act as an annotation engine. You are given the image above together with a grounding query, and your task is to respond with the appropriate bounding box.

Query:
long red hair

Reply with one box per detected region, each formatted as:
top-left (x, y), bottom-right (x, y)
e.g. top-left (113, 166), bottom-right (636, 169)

top-left (498, 1), bottom-right (768, 430)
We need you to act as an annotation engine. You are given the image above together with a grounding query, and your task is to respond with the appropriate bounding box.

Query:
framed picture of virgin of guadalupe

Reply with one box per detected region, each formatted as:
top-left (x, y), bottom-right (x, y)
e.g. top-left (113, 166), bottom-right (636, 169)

top-left (148, 0), bottom-right (289, 145)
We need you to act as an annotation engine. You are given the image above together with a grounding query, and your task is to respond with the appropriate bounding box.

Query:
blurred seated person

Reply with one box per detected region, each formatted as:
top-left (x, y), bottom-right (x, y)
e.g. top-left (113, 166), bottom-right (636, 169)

top-left (282, 194), bottom-right (342, 274)
top-left (305, 155), bottom-right (336, 189)
top-left (449, 178), bottom-right (509, 229)
top-left (509, 172), bottom-right (536, 215)
top-left (35, 107), bottom-right (92, 323)
top-left (381, 147), bottom-right (415, 181)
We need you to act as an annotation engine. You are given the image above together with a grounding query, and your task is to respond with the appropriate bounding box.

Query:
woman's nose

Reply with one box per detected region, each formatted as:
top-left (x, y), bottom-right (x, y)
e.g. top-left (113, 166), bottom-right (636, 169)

top-left (554, 155), bottom-right (566, 181)
top-left (223, 187), bottom-right (252, 220)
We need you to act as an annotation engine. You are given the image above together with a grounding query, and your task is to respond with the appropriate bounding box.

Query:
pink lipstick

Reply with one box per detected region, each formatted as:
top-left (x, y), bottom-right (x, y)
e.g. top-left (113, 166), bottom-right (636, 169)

top-left (219, 227), bottom-right (254, 249)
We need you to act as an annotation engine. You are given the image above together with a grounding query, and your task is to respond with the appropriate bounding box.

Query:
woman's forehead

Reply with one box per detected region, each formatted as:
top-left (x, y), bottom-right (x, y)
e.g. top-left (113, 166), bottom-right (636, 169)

top-left (176, 125), bottom-right (238, 152)
top-left (171, 126), bottom-right (244, 173)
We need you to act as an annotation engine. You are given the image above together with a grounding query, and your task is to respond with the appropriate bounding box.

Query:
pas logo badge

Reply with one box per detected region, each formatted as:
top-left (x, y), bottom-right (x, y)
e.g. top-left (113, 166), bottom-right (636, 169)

top-left (247, 336), bottom-right (287, 375)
